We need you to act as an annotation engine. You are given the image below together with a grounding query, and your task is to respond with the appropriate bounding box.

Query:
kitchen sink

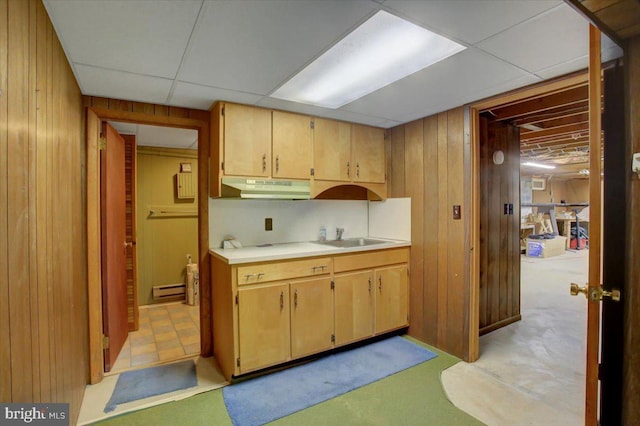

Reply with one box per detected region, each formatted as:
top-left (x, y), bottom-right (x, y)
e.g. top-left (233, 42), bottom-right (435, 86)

top-left (313, 238), bottom-right (388, 248)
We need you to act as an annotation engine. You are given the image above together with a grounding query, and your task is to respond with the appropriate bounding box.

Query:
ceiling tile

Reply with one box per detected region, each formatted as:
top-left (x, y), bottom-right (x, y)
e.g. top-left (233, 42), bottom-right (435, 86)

top-left (178, 0), bottom-right (377, 94)
top-left (44, 0), bottom-right (201, 78)
top-left (169, 81), bottom-right (264, 110)
top-left (75, 64), bottom-right (173, 105)
top-left (476, 4), bottom-right (589, 74)
top-left (341, 47), bottom-right (536, 122)
top-left (383, 0), bottom-right (561, 44)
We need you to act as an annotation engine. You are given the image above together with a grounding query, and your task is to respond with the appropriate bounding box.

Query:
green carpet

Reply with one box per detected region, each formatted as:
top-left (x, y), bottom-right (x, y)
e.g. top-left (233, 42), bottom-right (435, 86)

top-left (94, 337), bottom-right (484, 426)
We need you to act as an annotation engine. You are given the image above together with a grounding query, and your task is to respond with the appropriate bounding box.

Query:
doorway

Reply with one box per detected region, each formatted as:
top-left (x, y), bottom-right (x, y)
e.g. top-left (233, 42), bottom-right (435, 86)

top-left (103, 121), bottom-right (201, 374)
top-left (85, 106), bottom-right (210, 384)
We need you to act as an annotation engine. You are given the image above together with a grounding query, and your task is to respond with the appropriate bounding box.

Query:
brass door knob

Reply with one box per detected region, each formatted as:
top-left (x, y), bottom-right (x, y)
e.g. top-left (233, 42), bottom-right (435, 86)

top-left (570, 283), bottom-right (588, 298)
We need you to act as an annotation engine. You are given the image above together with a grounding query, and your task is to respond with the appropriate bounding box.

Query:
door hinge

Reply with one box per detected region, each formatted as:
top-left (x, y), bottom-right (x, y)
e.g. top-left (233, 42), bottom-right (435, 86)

top-left (310, 120), bottom-right (314, 129)
top-left (221, 106), bottom-right (225, 116)
top-left (310, 168), bottom-right (315, 176)
top-left (331, 334), bottom-right (335, 343)
top-left (99, 135), bottom-right (106, 151)
top-left (236, 357), bottom-right (240, 367)
top-left (331, 280), bottom-right (335, 290)
top-left (221, 162), bottom-right (225, 171)
top-left (235, 294), bottom-right (238, 305)
top-left (102, 335), bottom-right (110, 349)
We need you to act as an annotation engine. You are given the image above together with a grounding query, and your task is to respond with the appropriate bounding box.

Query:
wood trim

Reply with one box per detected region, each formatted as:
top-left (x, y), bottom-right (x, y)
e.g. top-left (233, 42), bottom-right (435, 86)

top-left (467, 107), bottom-right (480, 362)
top-left (586, 24), bottom-right (602, 426)
top-left (479, 315), bottom-right (522, 335)
top-left (472, 73), bottom-right (589, 111)
top-left (85, 103), bottom-right (211, 381)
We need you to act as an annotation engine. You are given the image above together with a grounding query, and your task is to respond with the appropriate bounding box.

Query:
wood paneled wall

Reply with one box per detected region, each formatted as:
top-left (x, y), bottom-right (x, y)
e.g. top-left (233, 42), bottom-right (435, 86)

top-left (623, 34), bottom-right (640, 425)
top-left (478, 118), bottom-right (521, 334)
top-left (0, 0), bottom-right (87, 422)
top-left (387, 108), bottom-right (470, 359)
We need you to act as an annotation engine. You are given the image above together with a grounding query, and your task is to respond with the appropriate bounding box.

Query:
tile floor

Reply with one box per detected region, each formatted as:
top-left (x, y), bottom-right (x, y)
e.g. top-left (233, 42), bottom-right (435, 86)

top-left (109, 302), bottom-right (201, 374)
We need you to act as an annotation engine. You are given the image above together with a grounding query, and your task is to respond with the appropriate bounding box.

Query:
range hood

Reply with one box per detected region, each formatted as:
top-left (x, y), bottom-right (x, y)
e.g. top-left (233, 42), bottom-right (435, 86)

top-left (221, 177), bottom-right (311, 200)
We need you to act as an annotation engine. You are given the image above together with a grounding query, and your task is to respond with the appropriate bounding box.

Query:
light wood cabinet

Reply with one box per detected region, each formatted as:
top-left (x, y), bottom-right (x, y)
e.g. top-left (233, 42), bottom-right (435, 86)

top-left (351, 124), bottom-right (386, 183)
top-left (314, 119), bottom-right (385, 184)
top-left (334, 270), bottom-right (374, 345)
top-left (211, 246), bottom-right (409, 380)
top-left (313, 118), bottom-right (351, 181)
top-left (290, 277), bottom-right (334, 358)
top-left (222, 103), bottom-right (271, 177)
top-left (375, 265), bottom-right (409, 333)
top-left (272, 111), bottom-right (312, 179)
top-left (238, 283), bottom-right (290, 373)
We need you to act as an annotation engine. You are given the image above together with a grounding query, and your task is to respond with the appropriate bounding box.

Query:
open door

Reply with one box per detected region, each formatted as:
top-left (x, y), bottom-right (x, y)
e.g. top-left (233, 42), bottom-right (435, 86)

top-left (101, 121), bottom-right (128, 372)
top-left (569, 26), bottom-right (623, 425)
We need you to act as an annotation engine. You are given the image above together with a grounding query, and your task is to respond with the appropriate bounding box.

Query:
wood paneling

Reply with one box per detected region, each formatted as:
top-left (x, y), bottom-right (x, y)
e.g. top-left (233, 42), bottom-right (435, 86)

top-left (0, 0), bottom-right (87, 421)
top-left (478, 118), bottom-right (521, 335)
top-left (623, 34), bottom-right (640, 425)
top-left (123, 134), bottom-right (138, 330)
top-left (387, 108), bottom-right (469, 359)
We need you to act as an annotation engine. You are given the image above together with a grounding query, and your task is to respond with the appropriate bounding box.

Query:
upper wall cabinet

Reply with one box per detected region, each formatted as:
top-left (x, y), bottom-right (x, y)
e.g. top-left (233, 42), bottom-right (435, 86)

top-left (351, 124), bottom-right (385, 184)
top-left (314, 119), bottom-right (385, 185)
top-left (272, 111), bottom-right (312, 180)
top-left (222, 103), bottom-right (271, 177)
top-left (313, 118), bottom-right (352, 181)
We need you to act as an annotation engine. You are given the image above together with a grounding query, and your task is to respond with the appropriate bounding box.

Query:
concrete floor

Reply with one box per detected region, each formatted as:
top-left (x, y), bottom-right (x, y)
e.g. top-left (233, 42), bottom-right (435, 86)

top-left (442, 249), bottom-right (588, 425)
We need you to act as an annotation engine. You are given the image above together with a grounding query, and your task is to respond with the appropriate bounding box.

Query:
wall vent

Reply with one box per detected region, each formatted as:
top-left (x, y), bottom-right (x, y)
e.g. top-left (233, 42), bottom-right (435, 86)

top-left (152, 283), bottom-right (186, 300)
top-left (531, 178), bottom-right (546, 191)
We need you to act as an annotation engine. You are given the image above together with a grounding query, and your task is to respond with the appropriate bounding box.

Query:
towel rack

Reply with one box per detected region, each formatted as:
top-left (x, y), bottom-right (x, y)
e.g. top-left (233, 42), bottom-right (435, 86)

top-left (148, 206), bottom-right (197, 218)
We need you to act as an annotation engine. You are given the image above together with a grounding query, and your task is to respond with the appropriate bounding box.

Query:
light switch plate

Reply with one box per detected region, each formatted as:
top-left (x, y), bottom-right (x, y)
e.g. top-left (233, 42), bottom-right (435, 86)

top-left (632, 153), bottom-right (640, 176)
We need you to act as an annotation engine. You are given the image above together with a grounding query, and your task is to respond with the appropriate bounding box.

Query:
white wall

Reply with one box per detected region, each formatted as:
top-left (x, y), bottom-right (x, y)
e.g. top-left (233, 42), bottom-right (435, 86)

top-left (209, 197), bottom-right (411, 248)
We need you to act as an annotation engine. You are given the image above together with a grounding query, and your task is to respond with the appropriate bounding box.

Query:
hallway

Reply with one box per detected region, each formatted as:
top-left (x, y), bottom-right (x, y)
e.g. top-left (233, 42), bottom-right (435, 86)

top-left (443, 249), bottom-right (588, 425)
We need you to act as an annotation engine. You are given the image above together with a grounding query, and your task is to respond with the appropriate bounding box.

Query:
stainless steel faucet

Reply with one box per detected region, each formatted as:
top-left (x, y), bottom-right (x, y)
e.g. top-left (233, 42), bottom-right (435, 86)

top-left (336, 227), bottom-right (344, 240)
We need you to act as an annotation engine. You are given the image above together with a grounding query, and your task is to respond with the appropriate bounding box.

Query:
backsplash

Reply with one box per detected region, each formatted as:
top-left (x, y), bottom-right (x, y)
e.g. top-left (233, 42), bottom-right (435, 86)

top-left (209, 197), bottom-right (411, 249)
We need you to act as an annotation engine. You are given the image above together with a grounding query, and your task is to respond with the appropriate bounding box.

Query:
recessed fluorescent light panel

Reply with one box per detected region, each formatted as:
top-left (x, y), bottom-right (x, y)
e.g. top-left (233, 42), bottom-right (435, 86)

top-left (271, 11), bottom-right (466, 109)
top-left (522, 161), bottom-right (556, 170)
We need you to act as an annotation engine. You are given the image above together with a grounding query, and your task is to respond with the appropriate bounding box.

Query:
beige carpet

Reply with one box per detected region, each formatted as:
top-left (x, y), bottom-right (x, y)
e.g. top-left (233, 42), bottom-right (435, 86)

top-left (77, 356), bottom-right (227, 425)
top-left (442, 250), bottom-right (588, 426)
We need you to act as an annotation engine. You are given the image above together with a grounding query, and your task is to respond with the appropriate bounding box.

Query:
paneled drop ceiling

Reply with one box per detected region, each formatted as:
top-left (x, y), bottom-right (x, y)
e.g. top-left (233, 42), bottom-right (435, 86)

top-left (44, 0), bottom-right (623, 130)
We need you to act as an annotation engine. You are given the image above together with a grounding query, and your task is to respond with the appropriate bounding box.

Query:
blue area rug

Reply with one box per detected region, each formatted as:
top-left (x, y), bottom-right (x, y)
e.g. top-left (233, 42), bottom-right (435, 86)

top-left (223, 336), bottom-right (436, 426)
top-left (104, 360), bottom-right (197, 413)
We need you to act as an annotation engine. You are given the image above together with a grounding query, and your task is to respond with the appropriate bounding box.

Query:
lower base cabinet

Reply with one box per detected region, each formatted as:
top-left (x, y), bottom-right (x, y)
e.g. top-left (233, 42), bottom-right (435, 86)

top-left (212, 247), bottom-right (410, 380)
top-left (238, 283), bottom-right (290, 373)
top-left (334, 270), bottom-right (374, 346)
top-left (291, 277), bottom-right (334, 358)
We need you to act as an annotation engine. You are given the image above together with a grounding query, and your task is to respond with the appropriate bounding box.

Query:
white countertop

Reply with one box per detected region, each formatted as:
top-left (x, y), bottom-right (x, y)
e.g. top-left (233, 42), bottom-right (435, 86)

top-left (210, 238), bottom-right (411, 264)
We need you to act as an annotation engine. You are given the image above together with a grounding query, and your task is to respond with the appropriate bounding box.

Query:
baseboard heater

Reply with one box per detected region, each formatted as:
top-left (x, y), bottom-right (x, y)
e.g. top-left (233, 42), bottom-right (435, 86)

top-left (152, 283), bottom-right (186, 300)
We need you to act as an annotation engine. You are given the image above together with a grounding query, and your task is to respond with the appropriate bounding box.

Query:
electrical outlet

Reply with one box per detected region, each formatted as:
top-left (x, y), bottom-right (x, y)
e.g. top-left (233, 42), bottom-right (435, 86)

top-left (265, 218), bottom-right (273, 231)
top-left (632, 153), bottom-right (640, 177)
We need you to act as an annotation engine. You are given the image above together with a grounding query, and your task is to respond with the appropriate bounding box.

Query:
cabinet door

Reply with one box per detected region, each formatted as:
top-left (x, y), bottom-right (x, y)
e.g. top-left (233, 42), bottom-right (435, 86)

top-left (238, 283), bottom-right (290, 372)
top-left (290, 277), bottom-right (334, 358)
top-left (272, 110), bottom-right (312, 179)
top-left (375, 265), bottom-right (409, 333)
top-left (334, 271), bottom-right (374, 346)
top-left (224, 103), bottom-right (271, 177)
top-left (313, 118), bottom-right (351, 181)
top-left (352, 124), bottom-right (385, 183)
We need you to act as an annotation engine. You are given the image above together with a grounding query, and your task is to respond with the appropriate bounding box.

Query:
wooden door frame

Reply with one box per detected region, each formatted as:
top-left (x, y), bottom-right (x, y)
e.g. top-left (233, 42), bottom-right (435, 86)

top-left (466, 72), bottom-right (589, 362)
top-left (86, 107), bottom-right (210, 384)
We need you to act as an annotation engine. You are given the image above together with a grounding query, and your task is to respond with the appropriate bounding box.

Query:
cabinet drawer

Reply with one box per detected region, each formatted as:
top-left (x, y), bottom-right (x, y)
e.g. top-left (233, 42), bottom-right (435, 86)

top-left (334, 248), bottom-right (409, 273)
top-left (237, 257), bottom-right (332, 285)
